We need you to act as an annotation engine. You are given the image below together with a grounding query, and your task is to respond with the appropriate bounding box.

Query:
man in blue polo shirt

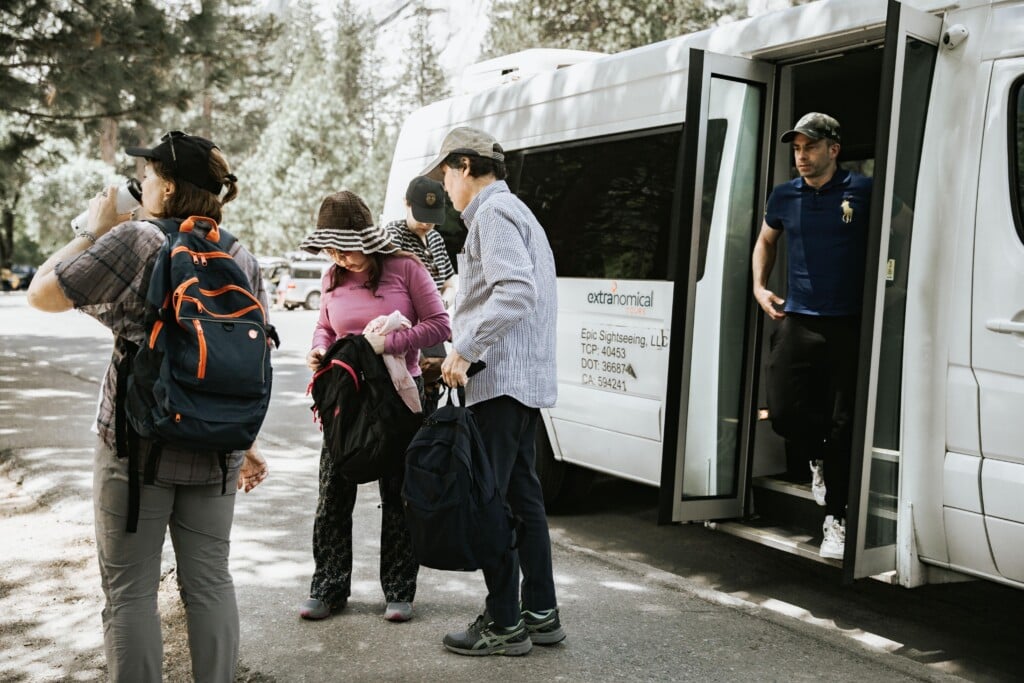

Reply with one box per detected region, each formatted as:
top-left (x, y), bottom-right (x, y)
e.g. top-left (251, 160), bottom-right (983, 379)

top-left (752, 112), bottom-right (872, 560)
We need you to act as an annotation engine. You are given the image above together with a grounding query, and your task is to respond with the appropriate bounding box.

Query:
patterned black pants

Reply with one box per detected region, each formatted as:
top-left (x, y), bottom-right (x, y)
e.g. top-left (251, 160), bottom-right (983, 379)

top-left (309, 444), bottom-right (419, 608)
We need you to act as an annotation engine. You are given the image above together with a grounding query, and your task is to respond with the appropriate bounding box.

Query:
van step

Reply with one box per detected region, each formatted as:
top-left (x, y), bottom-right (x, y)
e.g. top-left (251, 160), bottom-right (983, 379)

top-left (707, 520), bottom-right (841, 567)
top-left (750, 476), bottom-right (824, 537)
top-left (752, 475), bottom-right (817, 502)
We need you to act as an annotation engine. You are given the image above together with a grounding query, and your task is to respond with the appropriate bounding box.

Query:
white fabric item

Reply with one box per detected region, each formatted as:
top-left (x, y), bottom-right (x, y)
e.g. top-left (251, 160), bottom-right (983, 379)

top-left (364, 311), bottom-right (421, 413)
top-left (810, 459), bottom-right (826, 506)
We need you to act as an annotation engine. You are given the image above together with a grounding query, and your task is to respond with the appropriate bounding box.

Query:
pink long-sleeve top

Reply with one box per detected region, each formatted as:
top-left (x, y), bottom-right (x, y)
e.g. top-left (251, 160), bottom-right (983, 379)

top-left (311, 255), bottom-right (450, 377)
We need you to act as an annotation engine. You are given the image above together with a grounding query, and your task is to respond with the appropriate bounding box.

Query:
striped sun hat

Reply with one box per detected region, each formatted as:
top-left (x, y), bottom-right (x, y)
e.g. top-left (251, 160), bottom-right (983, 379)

top-left (299, 191), bottom-right (398, 255)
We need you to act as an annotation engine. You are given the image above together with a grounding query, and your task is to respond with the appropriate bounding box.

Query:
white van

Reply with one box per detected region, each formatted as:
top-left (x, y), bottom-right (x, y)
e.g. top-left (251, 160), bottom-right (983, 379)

top-left (382, 0), bottom-right (1024, 591)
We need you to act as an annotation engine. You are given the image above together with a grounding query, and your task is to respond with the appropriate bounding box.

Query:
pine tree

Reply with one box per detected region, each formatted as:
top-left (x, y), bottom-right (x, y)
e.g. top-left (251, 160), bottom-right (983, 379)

top-left (1, 0), bottom-right (278, 265)
top-left (485, 0), bottom-right (747, 57)
top-left (173, 0), bottom-right (282, 158)
top-left (231, 0), bottom-right (386, 254)
top-left (398, 2), bottom-right (449, 110)
top-left (0, 0), bottom-right (192, 264)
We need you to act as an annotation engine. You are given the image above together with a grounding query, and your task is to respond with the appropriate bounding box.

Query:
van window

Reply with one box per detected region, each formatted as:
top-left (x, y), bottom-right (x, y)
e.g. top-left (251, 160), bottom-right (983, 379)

top-left (1013, 77), bottom-right (1024, 244)
top-left (510, 129), bottom-right (682, 280)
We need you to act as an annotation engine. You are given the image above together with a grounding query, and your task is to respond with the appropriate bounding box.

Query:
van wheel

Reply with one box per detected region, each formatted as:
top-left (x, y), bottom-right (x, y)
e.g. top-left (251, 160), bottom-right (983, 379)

top-left (304, 291), bottom-right (321, 310)
top-left (535, 425), bottom-right (594, 511)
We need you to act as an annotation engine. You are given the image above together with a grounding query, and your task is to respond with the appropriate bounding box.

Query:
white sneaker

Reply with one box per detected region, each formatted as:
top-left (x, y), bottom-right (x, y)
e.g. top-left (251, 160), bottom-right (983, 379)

top-left (809, 459), bottom-right (826, 506)
top-left (819, 515), bottom-right (845, 559)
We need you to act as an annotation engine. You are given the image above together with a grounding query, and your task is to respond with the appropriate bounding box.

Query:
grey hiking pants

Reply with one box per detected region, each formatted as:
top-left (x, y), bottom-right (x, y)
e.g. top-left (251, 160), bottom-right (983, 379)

top-left (93, 441), bottom-right (239, 682)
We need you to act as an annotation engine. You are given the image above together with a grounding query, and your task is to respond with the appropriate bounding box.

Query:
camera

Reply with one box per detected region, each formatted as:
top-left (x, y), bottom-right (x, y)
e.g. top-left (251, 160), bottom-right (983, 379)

top-left (71, 178), bottom-right (142, 234)
top-left (941, 24), bottom-right (968, 50)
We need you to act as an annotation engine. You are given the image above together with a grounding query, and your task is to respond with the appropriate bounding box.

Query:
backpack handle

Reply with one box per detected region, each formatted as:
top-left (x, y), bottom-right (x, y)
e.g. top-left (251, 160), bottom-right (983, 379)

top-left (180, 216), bottom-right (221, 243)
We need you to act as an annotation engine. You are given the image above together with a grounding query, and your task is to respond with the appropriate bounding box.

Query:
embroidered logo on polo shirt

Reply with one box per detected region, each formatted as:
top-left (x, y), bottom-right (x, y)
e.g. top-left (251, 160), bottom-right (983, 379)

top-left (841, 198), bottom-right (853, 224)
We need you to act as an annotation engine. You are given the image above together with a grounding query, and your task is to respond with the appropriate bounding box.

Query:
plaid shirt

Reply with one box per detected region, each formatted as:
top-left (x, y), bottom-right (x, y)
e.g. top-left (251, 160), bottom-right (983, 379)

top-left (54, 220), bottom-right (268, 485)
top-left (384, 219), bottom-right (455, 291)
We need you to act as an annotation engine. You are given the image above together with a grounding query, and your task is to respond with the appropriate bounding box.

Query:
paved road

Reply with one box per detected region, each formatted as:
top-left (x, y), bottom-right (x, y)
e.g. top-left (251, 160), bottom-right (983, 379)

top-left (1, 293), bottom-right (1019, 682)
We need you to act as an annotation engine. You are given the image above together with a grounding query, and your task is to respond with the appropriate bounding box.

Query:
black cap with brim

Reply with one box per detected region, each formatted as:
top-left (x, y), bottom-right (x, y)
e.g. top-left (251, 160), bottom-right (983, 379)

top-left (405, 176), bottom-right (447, 224)
top-left (126, 131), bottom-right (224, 195)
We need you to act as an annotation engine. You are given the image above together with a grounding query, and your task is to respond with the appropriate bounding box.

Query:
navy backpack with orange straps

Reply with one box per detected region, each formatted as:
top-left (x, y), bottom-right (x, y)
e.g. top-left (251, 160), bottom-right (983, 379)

top-left (117, 216), bottom-right (275, 530)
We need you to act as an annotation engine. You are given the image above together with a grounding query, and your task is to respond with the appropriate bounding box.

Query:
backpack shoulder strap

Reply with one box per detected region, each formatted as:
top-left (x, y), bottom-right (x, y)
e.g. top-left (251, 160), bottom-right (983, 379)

top-left (145, 217), bottom-right (184, 237)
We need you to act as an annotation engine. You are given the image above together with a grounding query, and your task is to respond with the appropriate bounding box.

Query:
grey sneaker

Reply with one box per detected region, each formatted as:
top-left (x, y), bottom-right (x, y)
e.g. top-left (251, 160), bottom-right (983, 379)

top-left (384, 601), bottom-right (413, 622)
top-left (809, 459), bottom-right (827, 506)
top-left (819, 515), bottom-right (845, 559)
top-left (299, 597), bottom-right (335, 620)
top-left (443, 613), bottom-right (532, 656)
top-left (522, 606), bottom-right (566, 645)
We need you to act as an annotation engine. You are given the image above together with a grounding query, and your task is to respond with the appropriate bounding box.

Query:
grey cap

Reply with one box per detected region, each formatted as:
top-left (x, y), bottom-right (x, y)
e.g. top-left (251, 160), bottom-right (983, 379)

top-left (419, 126), bottom-right (506, 180)
top-left (780, 112), bottom-right (841, 144)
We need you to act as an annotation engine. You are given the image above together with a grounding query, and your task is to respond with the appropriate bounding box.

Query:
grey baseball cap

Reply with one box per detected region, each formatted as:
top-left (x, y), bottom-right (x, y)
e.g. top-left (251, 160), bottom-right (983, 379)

top-left (419, 126), bottom-right (506, 180)
top-left (780, 112), bottom-right (841, 144)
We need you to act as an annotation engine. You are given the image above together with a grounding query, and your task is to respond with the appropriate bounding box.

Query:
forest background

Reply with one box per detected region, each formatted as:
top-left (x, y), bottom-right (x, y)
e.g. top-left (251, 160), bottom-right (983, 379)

top-left (1, 0), bottom-right (811, 265)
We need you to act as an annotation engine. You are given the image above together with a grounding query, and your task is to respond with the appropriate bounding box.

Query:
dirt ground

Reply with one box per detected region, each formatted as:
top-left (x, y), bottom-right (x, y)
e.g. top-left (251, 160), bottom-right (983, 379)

top-left (0, 455), bottom-right (272, 682)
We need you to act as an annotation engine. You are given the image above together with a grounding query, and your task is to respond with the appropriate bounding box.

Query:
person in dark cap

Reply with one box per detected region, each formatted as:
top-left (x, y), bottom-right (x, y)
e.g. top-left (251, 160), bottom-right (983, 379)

top-left (384, 176), bottom-right (459, 414)
top-left (385, 176), bottom-right (458, 304)
top-left (298, 190), bottom-right (450, 623)
top-left (752, 112), bottom-right (873, 561)
top-left (421, 126), bottom-right (563, 656)
top-left (27, 131), bottom-right (269, 681)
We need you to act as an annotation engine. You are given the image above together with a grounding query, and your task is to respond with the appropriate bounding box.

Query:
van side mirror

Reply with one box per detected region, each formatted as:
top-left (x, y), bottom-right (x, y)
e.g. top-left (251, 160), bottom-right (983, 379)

top-left (941, 25), bottom-right (968, 50)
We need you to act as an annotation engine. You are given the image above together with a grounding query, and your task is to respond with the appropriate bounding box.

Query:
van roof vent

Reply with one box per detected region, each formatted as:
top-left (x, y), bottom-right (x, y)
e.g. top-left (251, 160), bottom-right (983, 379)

top-left (454, 48), bottom-right (605, 95)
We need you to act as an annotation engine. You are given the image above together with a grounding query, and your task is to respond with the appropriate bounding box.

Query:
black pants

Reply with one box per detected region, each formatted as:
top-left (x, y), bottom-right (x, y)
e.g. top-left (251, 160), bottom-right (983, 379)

top-left (473, 396), bottom-right (557, 627)
top-left (766, 314), bottom-right (859, 519)
top-left (309, 451), bottom-right (418, 608)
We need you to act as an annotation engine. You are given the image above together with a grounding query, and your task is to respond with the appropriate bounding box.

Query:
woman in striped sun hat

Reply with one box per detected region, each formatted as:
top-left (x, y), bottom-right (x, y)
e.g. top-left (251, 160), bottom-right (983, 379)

top-left (297, 190), bottom-right (450, 623)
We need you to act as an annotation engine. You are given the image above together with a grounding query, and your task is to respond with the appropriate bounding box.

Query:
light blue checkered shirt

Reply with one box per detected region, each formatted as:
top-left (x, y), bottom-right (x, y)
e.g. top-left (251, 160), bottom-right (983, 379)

top-left (453, 180), bottom-right (558, 408)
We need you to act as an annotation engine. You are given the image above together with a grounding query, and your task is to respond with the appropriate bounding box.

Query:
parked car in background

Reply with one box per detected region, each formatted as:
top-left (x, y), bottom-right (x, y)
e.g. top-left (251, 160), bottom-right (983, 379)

top-left (1, 265), bottom-right (36, 291)
top-left (257, 253), bottom-right (330, 310)
top-left (282, 258), bottom-right (330, 310)
top-left (258, 256), bottom-right (289, 299)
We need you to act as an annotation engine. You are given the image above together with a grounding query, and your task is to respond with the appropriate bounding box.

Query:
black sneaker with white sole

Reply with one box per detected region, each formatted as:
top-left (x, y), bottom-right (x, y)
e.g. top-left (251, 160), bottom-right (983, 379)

top-left (443, 613), bottom-right (532, 656)
top-left (522, 606), bottom-right (566, 645)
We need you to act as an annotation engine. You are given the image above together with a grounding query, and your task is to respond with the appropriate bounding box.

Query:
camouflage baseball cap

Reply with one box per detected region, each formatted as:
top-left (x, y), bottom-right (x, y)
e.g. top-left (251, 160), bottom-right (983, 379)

top-left (780, 112), bottom-right (841, 144)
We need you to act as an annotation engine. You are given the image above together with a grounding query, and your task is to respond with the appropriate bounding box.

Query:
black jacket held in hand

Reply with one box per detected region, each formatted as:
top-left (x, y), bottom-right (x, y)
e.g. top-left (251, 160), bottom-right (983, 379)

top-left (309, 335), bottom-right (422, 484)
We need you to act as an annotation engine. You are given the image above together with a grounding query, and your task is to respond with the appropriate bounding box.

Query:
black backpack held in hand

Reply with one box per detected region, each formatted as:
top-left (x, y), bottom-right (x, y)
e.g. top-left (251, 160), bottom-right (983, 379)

top-left (308, 335), bottom-right (422, 483)
top-left (117, 216), bottom-right (275, 530)
top-left (402, 392), bottom-right (517, 571)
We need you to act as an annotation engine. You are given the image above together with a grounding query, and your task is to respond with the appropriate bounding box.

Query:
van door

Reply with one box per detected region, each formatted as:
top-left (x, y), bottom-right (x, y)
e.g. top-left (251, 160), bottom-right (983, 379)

top-left (658, 50), bottom-right (773, 522)
top-left (846, 1), bottom-right (941, 581)
top-left (971, 61), bottom-right (1024, 584)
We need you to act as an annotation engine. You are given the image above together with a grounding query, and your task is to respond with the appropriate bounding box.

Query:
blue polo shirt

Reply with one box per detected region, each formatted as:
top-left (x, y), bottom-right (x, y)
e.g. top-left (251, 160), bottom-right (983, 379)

top-left (765, 168), bottom-right (872, 316)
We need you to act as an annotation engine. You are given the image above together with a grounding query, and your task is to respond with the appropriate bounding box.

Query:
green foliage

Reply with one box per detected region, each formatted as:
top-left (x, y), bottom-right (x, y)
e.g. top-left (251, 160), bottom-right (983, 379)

top-left (398, 2), bottom-right (450, 109)
top-left (230, 0), bottom-right (388, 254)
top-left (171, 0), bottom-right (282, 158)
top-left (17, 153), bottom-right (121, 255)
top-left (485, 0), bottom-right (747, 56)
top-left (0, 0), bottom-right (279, 265)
